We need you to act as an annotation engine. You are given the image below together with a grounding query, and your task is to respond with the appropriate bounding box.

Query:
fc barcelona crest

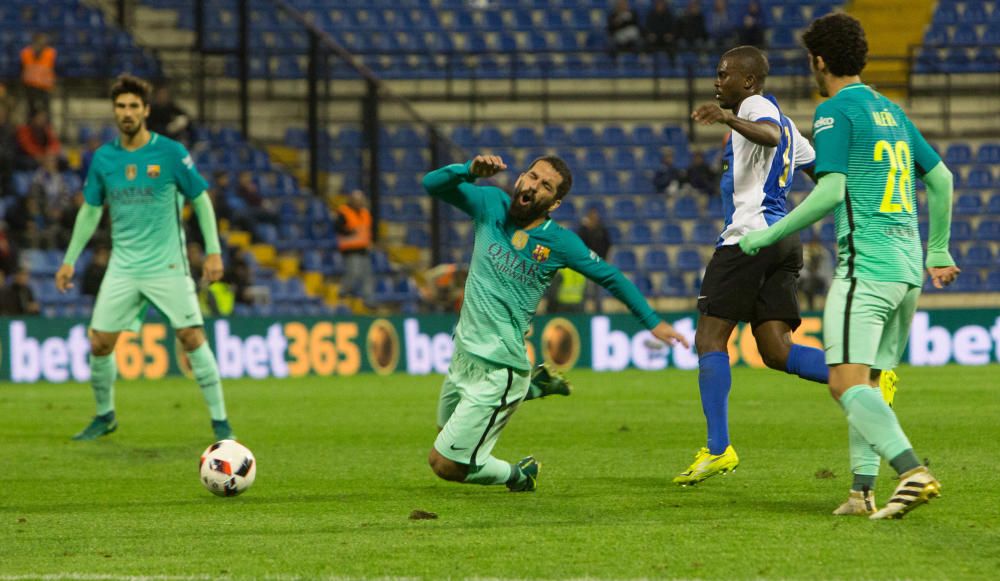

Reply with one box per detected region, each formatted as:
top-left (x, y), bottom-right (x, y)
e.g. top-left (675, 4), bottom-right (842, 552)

top-left (125, 164), bottom-right (137, 181)
top-left (147, 164), bottom-right (160, 178)
top-left (532, 244), bottom-right (551, 263)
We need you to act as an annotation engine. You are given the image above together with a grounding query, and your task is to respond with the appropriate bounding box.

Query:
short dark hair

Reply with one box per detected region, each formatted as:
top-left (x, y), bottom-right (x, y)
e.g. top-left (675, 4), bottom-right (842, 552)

top-left (801, 13), bottom-right (868, 77)
top-left (722, 45), bottom-right (770, 89)
top-left (526, 155), bottom-right (573, 199)
top-left (110, 74), bottom-right (152, 105)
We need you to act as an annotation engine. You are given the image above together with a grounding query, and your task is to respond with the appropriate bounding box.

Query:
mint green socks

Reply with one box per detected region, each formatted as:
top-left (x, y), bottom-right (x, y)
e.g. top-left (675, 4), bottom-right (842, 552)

top-left (90, 353), bottom-right (117, 415)
top-left (464, 456), bottom-right (514, 486)
top-left (841, 385), bottom-right (915, 476)
top-left (187, 342), bottom-right (228, 421)
top-left (849, 423), bottom-right (879, 491)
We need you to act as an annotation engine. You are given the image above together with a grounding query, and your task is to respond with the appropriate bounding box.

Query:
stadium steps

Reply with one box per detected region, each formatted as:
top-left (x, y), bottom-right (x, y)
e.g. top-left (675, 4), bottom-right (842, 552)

top-left (848, 0), bottom-right (936, 99)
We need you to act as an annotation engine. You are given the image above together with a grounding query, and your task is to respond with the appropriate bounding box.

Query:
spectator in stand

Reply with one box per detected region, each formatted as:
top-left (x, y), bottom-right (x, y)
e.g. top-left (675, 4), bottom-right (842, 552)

top-left (335, 189), bottom-right (375, 307)
top-left (575, 207), bottom-right (612, 313)
top-left (644, 0), bottom-right (677, 62)
top-left (0, 105), bottom-right (15, 197)
top-left (738, 1), bottom-right (767, 48)
top-left (16, 109), bottom-right (61, 171)
top-left (20, 32), bottom-right (57, 117)
top-left (79, 131), bottom-right (103, 178)
top-left (2, 269), bottom-right (41, 316)
top-left (653, 147), bottom-right (685, 194)
top-left (226, 250), bottom-right (256, 306)
top-left (236, 170), bottom-right (277, 226)
top-left (418, 263), bottom-right (468, 313)
top-left (82, 245), bottom-right (110, 297)
top-left (707, 0), bottom-right (735, 49)
top-left (607, 0), bottom-right (643, 55)
top-left (686, 149), bottom-right (719, 196)
top-left (677, 0), bottom-right (709, 50)
top-left (0, 226), bottom-right (20, 277)
top-left (0, 81), bottom-right (17, 113)
top-left (148, 85), bottom-right (194, 146)
top-left (30, 154), bottom-right (73, 211)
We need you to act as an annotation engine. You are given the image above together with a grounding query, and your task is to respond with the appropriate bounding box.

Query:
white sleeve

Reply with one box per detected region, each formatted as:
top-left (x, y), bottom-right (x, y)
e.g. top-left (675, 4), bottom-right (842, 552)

top-left (789, 118), bottom-right (816, 167)
top-left (739, 94), bottom-right (780, 124)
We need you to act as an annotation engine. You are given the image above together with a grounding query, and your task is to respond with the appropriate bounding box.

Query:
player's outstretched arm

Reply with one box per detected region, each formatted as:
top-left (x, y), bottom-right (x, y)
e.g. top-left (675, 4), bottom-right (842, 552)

top-left (921, 162), bottom-right (960, 288)
top-left (740, 172), bottom-right (846, 256)
top-left (691, 102), bottom-right (780, 147)
top-left (191, 191), bottom-right (224, 283)
top-left (563, 235), bottom-right (689, 348)
top-left (56, 202), bottom-right (104, 292)
top-left (422, 155), bottom-right (506, 217)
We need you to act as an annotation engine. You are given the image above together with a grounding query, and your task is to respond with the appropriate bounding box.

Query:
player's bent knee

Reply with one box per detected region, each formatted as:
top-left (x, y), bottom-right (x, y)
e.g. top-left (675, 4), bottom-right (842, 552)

top-left (760, 349), bottom-right (788, 371)
top-left (176, 326), bottom-right (206, 352)
top-left (428, 449), bottom-right (467, 482)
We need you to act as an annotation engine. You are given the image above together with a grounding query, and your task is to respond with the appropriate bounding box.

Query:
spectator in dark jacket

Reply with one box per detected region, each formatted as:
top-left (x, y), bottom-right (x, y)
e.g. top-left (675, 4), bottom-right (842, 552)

top-left (0, 105), bottom-right (16, 197)
top-left (607, 0), bottom-right (643, 55)
top-left (148, 85), bottom-right (193, 145)
top-left (653, 148), bottom-right (685, 194)
top-left (677, 0), bottom-right (709, 49)
top-left (2, 269), bottom-right (41, 316)
top-left (644, 0), bottom-right (677, 60)
top-left (15, 109), bottom-right (61, 171)
top-left (686, 150), bottom-right (719, 196)
top-left (738, 1), bottom-right (767, 48)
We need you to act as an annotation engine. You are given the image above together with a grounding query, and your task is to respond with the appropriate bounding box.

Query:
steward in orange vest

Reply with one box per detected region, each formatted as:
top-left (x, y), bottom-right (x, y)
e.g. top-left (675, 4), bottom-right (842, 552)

top-left (20, 33), bottom-right (57, 116)
top-left (335, 190), bottom-right (373, 254)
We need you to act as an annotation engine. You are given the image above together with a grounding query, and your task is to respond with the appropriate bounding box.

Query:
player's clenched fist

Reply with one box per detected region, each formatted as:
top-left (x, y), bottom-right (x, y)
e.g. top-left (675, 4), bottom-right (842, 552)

top-left (469, 155), bottom-right (507, 178)
top-left (55, 263), bottom-right (75, 293)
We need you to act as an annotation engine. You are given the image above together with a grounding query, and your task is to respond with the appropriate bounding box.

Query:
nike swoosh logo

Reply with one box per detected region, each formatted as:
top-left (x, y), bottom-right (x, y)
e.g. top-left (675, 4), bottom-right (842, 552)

top-left (824, 346), bottom-right (834, 352)
top-left (697, 296), bottom-right (708, 300)
top-left (449, 444), bottom-right (468, 451)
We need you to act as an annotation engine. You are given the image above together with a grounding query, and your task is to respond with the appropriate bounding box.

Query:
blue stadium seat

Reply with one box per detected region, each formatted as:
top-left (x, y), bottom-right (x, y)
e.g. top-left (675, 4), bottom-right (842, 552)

top-left (987, 192), bottom-right (1000, 214)
top-left (611, 199), bottom-right (638, 221)
top-left (571, 126), bottom-right (598, 145)
top-left (692, 222), bottom-right (719, 245)
top-left (966, 167), bottom-right (994, 189)
top-left (673, 196), bottom-right (699, 220)
top-left (986, 271), bottom-right (1000, 292)
top-left (976, 220), bottom-right (1000, 241)
top-left (510, 126), bottom-right (538, 147)
top-left (951, 220), bottom-right (973, 241)
top-left (820, 222), bottom-right (837, 243)
top-left (944, 143), bottom-right (972, 165)
top-left (954, 193), bottom-right (983, 215)
top-left (977, 143), bottom-right (1000, 164)
top-left (661, 274), bottom-right (687, 297)
top-left (645, 198), bottom-right (668, 219)
top-left (601, 126), bottom-right (629, 146)
top-left (657, 223), bottom-right (684, 245)
top-left (633, 274), bottom-right (654, 296)
top-left (612, 250), bottom-right (638, 272)
top-left (952, 26), bottom-right (979, 45)
top-left (627, 222), bottom-right (653, 244)
top-left (612, 149), bottom-right (636, 170)
top-left (676, 248), bottom-right (703, 271)
top-left (643, 249), bottom-right (670, 271)
top-left (963, 244), bottom-right (993, 268)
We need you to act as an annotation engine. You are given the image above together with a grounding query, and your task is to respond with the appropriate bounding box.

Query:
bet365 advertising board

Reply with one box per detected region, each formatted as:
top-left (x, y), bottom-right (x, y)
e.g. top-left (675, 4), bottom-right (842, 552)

top-left (2, 309), bottom-right (998, 382)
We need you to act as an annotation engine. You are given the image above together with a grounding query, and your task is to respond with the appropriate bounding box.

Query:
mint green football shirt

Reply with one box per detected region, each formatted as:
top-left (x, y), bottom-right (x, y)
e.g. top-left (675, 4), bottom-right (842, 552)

top-left (83, 132), bottom-right (209, 278)
top-left (423, 161), bottom-right (662, 371)
top-left (812, 83), bottom-right (942, 286)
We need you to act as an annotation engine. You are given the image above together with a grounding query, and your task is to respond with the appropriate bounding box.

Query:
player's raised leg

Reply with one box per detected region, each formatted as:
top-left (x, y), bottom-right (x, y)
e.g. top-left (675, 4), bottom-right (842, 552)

top-left (523, 363), bottom-right (572, 400)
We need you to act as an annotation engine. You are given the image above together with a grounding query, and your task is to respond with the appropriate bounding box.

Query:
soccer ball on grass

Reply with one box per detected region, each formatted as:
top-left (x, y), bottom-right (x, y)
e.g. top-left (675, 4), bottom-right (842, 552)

top-left (200, 439), bottom-right (256, 497)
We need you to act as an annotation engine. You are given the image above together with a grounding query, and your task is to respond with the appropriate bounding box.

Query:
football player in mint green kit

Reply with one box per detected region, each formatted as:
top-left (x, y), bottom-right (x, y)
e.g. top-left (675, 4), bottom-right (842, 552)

top-left (56, 74), bottom-right (234, 442)
top-left (740, 14), bottom-right (960, 519)
top-left (423, 154), bottom-right (689, 491)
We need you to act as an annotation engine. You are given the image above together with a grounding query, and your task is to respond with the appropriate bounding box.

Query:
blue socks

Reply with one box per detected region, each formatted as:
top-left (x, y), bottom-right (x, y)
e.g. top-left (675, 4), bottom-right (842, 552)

top-left (699, 352), bottom-right (732, 455)
top-left (785, 344), bottom-right (829, 384)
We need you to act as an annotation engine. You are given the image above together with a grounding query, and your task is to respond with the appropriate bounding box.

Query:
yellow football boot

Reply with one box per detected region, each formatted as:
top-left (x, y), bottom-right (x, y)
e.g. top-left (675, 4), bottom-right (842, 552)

top-left (673, 445), bottom-right (740, 486)
top-left (879, 369), bottom-right (899, 408)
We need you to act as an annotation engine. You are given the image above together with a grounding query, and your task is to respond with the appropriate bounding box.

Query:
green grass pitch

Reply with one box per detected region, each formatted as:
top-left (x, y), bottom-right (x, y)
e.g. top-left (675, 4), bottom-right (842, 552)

top-left (2, 365), bottom-right (998, 580)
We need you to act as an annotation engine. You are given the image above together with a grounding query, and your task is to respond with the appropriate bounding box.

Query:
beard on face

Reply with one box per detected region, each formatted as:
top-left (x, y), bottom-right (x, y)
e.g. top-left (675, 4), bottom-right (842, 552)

top-left (117, 118), bottom-right (141, 138)
top-left (508, 182), bottom-right (554, 227)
